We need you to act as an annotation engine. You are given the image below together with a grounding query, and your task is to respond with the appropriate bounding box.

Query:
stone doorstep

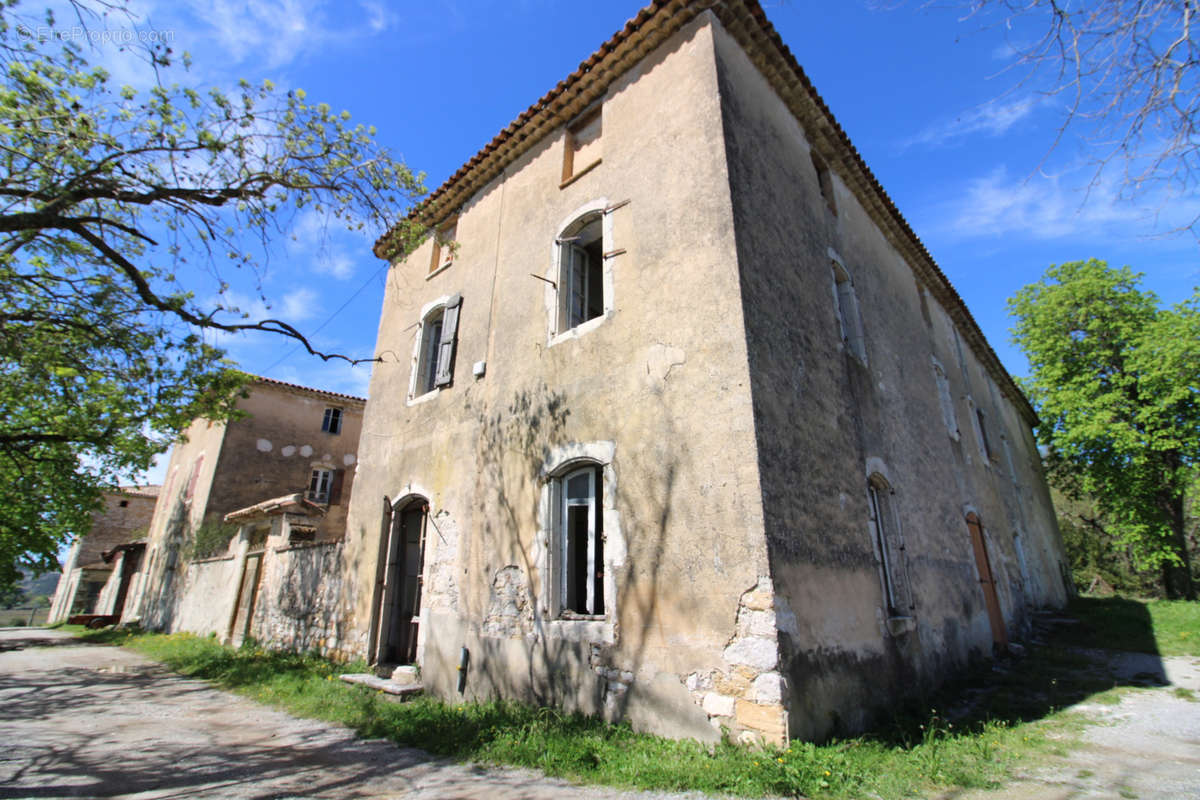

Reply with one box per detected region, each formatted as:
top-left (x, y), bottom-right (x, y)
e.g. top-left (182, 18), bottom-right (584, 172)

top-left (339, 673), bottom-right (424, 697)
top-left (391, 665), bottom-right (420, 686)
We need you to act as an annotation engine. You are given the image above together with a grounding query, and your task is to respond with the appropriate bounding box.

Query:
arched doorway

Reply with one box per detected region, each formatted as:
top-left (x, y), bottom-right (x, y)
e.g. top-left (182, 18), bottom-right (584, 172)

top-left (965, 512), bottom-right (1008, 650)
top-left (374, 497), bottom-right (428, 666)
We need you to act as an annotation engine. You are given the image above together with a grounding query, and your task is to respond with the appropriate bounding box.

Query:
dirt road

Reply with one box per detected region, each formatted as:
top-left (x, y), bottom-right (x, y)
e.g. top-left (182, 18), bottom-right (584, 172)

top-left (2, 628), bottom-right (1197, 799)
top-left (948, 648), bottom-right (1200, 800)
top-left (0, 628), bottom-right (709, 800)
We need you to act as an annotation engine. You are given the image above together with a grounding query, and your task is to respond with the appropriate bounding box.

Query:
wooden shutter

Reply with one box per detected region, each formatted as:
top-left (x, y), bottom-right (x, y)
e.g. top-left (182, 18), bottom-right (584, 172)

top-left (434, 294), bottom-right (462, 387)
top-left (328, 469), bottom-right (346, 505)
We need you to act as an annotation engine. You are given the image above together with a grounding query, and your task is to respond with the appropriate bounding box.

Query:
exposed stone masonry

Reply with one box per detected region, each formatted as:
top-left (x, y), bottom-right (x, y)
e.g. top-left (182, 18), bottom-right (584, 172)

top-left (686, 577), bottom-right (788, 745)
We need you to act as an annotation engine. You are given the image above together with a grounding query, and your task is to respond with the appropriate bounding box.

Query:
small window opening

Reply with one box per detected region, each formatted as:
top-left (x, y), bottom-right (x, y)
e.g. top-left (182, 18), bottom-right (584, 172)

top-left (118, 500), bottom-right (129, 508)
top-left (322, 407), bottom-right (343, 435)
top-left (557, 213), bottom-right (604, 332)
top-left (429, 219), bottom-right (457, 274)
top-left (559, 465), bottom-right (604, 616)
top-left (562, 106), bottom-right (602, 183)
top-left (811, 152), bottom-right (837, 215)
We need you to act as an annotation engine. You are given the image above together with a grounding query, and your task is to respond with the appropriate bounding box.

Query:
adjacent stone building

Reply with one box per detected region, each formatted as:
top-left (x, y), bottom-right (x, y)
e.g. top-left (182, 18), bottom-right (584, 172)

top-left (340, 0), bottom-right (1071, 745)
top-left (122, 377), bottom-right (365, 652)
top-left (47, 486), bottom-right (160, 624)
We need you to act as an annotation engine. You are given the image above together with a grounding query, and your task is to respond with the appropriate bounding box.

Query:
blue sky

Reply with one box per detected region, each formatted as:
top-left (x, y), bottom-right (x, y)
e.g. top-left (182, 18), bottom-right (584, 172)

top-left (69, 0), bottom-right (1196, 483)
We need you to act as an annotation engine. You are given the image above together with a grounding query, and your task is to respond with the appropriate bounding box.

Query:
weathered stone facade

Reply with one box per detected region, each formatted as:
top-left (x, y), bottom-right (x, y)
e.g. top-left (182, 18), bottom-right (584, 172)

top-left (339, 0), bottom-right (1070, 744)
top-left (123, 377), bottom-right (364, 641)
top-left (48, 487), bottom-right (159, 624)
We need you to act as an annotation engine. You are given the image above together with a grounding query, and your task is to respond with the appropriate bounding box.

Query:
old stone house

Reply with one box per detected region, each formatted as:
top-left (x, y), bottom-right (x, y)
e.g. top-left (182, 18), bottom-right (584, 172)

top-left (47, 486), bottom-right (160, 624)
top-left (121, 376), bottom-right (365, 652)
top-left (340, 0), bottom-right (1070, 744)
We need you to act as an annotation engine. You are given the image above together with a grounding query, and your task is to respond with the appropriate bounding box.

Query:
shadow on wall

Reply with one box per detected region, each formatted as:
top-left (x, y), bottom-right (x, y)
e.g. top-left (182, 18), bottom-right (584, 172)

top-left (856, 597), bottom-right (1171, 748)
top-left (139, 496), bottom-right (190, 632)
top-left (257, 542), bottom-right (345, 653)
top-left (462, 378), bottom-right (691, 730)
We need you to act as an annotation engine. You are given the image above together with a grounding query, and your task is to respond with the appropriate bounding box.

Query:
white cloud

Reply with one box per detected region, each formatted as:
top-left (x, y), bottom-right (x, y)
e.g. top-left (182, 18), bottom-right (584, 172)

top-left (281, 288), bottom-right (320, 321)
top-left (360, 0), bottom-right (398, 33)
top-left (935, 164), bottom-right (1200, 241)
top-left (903, 97), bottom-right (1040, 149)
top-left (272, 359), bottom-right (372, 398)
top-left (315, 253), bottom-right (358, 280)
top-left (285, 208), bottom-right (365, 279)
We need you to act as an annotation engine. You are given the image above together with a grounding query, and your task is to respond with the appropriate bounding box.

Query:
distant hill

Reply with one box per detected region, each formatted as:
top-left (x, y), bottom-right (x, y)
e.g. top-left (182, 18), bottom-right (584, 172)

top-left (2, 567), bottom-right (61, 609)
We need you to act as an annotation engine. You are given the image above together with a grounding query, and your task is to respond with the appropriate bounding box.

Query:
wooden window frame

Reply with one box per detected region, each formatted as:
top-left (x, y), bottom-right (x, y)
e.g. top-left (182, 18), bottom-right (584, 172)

top-left (553, 464), bottom-right (605, 618)
top-left (429, 219), bottom-right (458, 275)
top-left (561, 105), bottom-right (603, 185)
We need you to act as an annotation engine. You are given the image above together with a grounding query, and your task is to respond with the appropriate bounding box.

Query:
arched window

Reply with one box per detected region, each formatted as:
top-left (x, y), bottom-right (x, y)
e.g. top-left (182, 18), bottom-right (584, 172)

top-left (556, 212), bottom-right (605, 333)
top-left (867, 473), bottom-right (913, 616)
top-left (410, 294), bottom-right (462, 400)
top-left (550, 462), bottom-right (605, 617)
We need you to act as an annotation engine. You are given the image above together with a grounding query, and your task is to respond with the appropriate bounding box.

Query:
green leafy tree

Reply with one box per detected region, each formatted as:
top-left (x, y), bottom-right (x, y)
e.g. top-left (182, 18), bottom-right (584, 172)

top-left (1009, 259), bottom-right (1199, 599)
top-left (0, 2), bottom-right (426, 591)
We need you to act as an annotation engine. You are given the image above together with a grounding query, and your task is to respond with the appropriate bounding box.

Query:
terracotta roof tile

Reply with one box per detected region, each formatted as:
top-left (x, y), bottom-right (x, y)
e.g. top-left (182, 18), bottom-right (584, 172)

top-left (249, 375), bottom-right (367, 405)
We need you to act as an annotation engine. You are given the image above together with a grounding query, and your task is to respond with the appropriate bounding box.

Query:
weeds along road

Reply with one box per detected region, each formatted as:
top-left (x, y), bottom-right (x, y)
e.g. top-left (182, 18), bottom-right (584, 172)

top-left (2, 627), bottom-right (1198, 800)
top-left (0, 628), bottom-right (716, 800)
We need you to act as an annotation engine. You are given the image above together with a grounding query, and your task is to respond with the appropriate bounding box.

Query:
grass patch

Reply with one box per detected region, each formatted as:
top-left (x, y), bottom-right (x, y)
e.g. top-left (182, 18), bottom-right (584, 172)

top-left (1058, 597), bottom-right (1200, 656)
top-left (76, 627), bottom-right (1068, 800)
top-left (1172, 687), bottom-right (1197, 702)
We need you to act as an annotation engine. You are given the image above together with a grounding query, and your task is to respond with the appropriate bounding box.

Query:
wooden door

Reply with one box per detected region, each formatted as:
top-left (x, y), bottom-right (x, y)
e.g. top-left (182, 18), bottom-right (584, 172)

top-left (378, 503), bottom-right (427, 665)
top-left (966, 514), bottom-right (1008, 649)
top-left (229, 552), bottom-right (263, 647)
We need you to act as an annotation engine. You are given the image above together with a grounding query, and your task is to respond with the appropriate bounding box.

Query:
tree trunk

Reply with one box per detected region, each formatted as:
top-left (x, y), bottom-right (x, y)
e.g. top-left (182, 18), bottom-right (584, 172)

top-left (1161, 492), bottom-right (1196, 601)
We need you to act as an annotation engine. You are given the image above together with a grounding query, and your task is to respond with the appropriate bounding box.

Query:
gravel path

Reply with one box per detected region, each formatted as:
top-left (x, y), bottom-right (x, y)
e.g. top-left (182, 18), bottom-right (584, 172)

top-left (2, 628), bottom-right (1197, 799)
top-left (0, 628), bottom-right (714, 800)
top-left (943, 649), bottom-right (1200, 800)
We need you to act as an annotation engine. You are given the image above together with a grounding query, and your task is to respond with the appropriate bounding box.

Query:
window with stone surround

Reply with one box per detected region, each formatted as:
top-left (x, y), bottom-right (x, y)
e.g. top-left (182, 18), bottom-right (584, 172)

top-left (552, 464), bottom-right (604, 617)
top-left (409, 294), bottom-right (462, 400)
top-left (930, 357), bottom-right (960, 440)
top-left (538, 442), bottom-right (621, 635)
top-left (556, 212), bottom-right (604, 334)
top-left (867, 473), bottom-right (914, 617)
top-left (830, 252), bottom-right (867, 363)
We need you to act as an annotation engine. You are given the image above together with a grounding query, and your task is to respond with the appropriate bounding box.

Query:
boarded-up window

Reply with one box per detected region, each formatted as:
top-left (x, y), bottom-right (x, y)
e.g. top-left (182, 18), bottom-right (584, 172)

top-left (562, 106), bottom-right (602, 183)
top-left (976, 408), bottom-right (994, 461)
top-left (931, 358), bottom-right (960, 440)
top-left (868, 474), bottom-right (914, 616)
top-left (831, 260), bottom-right (867, 363)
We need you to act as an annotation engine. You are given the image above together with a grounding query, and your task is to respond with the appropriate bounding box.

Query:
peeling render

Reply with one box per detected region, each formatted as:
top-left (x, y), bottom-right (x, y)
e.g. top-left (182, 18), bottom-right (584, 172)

top-left (686, 578), bottom-right (788, 745)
